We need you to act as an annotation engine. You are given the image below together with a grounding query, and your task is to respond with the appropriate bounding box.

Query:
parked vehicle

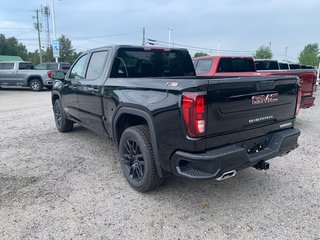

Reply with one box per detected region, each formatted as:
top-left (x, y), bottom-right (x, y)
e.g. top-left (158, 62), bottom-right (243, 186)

top-left (254, 59), bottom-right (279, 70)
top-left (254, 59), bottom-right (316, 109)
top-left (300, 65), bottom-right (315, 69)
top-left (279, 62), bottom-right (289, 70)
top-left (193, 57), bottom-right (315, 109)
top-left (192, 56), bottom-right (259, 77)
top-left (51, 45), bottom-right (300, 192)
top-left (35, 62), bottom-right (71, 73)
top-left (0, 61), bottom-right (53, 91)
top-left (289, 63), bottom-right (301, 69)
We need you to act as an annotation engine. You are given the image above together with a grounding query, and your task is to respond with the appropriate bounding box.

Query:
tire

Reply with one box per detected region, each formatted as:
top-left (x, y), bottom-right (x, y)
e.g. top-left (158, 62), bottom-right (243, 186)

top-left (29, 79), bottom-right (43, 91)
top-left (53, 99), bottom-right (74, 132)
top-left (119, 125), bottom-right (164, 192)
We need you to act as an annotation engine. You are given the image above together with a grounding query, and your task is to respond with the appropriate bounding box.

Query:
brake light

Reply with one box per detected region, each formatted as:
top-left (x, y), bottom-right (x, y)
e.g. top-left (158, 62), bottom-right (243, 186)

top-left (182, 93), bottom-right (206, 137)
top-left (47, 70), bottom-right (53, 78)
top-left (295, 85), bottom-right (302, 116)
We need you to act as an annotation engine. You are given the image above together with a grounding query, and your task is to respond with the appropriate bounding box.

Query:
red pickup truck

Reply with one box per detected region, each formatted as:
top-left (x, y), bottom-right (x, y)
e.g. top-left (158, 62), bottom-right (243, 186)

top-left (255, 60), bottom-right (316, 109)
top-left (192, 56), bottom-right (316, 109)
top-left (192, 56), bottom-right (259, 77)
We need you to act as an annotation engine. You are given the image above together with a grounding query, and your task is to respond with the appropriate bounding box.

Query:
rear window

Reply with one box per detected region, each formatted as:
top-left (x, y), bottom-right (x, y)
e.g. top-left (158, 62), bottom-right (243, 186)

top-left (195, 59), bottom-right (213, 74)
top-left (0, 63), bottom-right (14, 70)
top-left (110, 48), bottom-right (195, 78)
top-left (255, 61), bottom-right (279, 70)
top-left (217, 58), bottom-right (255, 72)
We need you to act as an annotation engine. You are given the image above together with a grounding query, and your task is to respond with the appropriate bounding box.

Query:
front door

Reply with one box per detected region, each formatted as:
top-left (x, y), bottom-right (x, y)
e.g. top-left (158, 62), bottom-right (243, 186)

top-left (63, 54), bottom-right (89, 121)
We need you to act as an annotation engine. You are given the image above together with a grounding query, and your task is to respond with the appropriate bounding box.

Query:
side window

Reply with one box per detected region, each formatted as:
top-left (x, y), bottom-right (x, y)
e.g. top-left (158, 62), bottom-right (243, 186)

top-left (19, 62), bottom-right (34, 70)
top-left (195, 59), bottom-right (213, 74)
top-left (0, 63), bottom-right (14, 70)
top-left (86, 51), bottom-right (109, 79)
top-left (69, 55), bottom-right (88, 79)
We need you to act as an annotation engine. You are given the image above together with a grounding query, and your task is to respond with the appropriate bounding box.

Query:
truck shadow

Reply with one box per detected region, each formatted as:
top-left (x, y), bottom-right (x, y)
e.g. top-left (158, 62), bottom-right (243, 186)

top-left (58, 124), bottom-right (291, 215)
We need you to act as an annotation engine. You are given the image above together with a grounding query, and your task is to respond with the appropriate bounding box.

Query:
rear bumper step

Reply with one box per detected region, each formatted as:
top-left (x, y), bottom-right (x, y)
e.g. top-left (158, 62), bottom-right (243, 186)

top-left (171, 128), bottom-right (300, 179)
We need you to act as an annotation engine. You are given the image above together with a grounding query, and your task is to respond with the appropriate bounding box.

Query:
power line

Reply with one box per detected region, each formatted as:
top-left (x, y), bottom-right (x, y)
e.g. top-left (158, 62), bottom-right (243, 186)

top-left (146, 38), bottom-right (255, 55)
top-left (0, 27), bottom-right (34, 30)
top-left (63, 31), bottom-right (141, 40)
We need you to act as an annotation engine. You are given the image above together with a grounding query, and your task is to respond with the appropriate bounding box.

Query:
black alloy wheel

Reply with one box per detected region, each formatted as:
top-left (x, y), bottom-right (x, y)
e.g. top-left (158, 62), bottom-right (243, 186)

top-left (123, 139), bottom-right (145, 181)
top-left (53, 99), bottom-right (73, 132)
top-left (119, 125), bottom-right (163, 192)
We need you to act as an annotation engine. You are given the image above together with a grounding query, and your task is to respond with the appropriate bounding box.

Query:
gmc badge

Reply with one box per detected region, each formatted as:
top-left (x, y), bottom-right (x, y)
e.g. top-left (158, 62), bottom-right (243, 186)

top-left (252, 93), bottom-right (278, 105)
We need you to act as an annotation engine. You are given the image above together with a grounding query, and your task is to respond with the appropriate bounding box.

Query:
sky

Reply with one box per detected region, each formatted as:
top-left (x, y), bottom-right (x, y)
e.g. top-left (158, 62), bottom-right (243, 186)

top-left (0, 0), bottom-right (319, 62)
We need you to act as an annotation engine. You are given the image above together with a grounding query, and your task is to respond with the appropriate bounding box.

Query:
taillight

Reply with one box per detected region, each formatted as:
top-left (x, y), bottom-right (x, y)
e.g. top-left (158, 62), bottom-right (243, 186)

top-left (47, 70), bottom-right (53, 78)
top-left (182, 93), bottom-right (206, 137)
top-left (295, 85), bottom-right (302, 116)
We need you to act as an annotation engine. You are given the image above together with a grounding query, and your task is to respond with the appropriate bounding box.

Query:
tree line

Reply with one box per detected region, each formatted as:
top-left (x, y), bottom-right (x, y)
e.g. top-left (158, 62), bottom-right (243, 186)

top-left (0, 33), bottom-right (81, 65)
top-left (194, 43), bottom-right (320, 67)
top-left (1, 33), bottom-right (319, 67)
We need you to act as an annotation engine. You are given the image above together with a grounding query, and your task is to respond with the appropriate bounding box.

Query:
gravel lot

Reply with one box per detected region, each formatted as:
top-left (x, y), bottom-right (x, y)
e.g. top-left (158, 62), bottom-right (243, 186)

top-left (0, 88), bottom-right (319, 240)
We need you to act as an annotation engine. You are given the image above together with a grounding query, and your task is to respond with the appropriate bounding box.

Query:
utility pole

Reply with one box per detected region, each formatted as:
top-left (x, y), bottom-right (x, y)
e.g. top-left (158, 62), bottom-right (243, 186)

top-left (217, 41), bottom-right (221, 56)
top-left (51, 0), bottom-right (58, 62)
top-left (41, 6), bottom-right (51, 47)
top-left (33, 9), bottom-right (42, 63)
top-left (142, 27), bottom-right (145, 46)
top-left (284, 46), bottom-right (288, 62)
top-left (167, 27), bottom-right (173, 47)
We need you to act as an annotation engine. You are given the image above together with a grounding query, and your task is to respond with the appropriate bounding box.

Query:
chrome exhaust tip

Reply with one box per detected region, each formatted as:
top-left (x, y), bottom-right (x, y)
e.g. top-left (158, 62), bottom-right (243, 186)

top-left (216, 170), bottom-right (237, 181)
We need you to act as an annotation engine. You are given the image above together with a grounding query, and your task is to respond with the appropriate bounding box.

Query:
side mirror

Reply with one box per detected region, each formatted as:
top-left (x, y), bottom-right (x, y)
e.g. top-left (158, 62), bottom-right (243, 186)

top-left (52, 70), bottom-right (66, 80)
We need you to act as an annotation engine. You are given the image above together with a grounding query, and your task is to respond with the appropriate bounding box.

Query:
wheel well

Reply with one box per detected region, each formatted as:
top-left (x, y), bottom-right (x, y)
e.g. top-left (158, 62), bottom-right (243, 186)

top-left (52, 94), bottom-right (59, 105)
top-left (115, 114), bottom-right (148, 144)
top-left (27, 76), bottom-right (42, 86)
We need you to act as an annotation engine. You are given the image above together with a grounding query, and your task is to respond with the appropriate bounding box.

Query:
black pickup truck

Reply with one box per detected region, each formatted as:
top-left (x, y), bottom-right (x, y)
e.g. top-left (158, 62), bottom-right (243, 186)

top-left (51, 45), bottom-right (300, 192)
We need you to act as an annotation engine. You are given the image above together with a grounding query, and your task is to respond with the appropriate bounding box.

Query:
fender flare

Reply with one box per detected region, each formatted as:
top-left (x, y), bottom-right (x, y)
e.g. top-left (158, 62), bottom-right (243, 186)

top-left (51, 90), bottom-right (62, 105)
top-left (113, 107), bottom-right (163, 177)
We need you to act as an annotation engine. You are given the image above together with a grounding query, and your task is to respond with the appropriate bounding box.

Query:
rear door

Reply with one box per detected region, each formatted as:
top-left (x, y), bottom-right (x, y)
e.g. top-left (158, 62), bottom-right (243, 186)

top-left (77, 50), bottom-right (110, 134)
top-left (0, 62), bottom-right (16, 85)
top-left (206, 76), bottom-right (298, 137)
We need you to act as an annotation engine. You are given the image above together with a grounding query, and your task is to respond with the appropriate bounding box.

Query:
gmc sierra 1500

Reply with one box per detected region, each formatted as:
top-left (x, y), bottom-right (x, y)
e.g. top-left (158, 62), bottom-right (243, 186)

top-left (52, 45), bottom-right (300, 192)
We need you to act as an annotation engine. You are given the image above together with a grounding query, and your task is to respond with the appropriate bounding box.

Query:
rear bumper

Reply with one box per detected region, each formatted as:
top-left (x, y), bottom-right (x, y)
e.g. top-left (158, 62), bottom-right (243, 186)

top-left (45, 80), bottom-right (53, 86)
top-left (301, 95), bottom-right (315, 109)
top-left (171, 128), bottom-right (300, 179)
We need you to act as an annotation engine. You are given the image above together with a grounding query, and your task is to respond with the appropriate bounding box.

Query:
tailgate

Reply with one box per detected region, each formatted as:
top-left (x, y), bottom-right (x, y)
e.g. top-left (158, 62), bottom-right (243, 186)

top-left (206, 76), bottom-right (299, 137)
